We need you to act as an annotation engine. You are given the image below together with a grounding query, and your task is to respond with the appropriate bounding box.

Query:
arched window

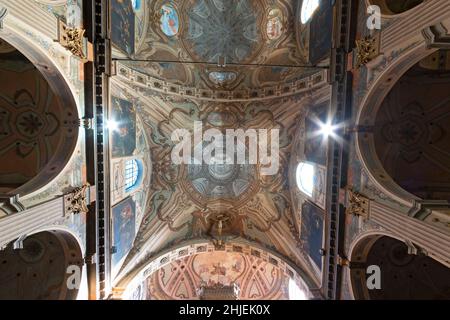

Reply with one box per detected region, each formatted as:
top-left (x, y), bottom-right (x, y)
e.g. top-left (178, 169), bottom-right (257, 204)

top-left (288, 278), bottom-right (307, 300)
top-left (132, 0), bottom-right (141, 11)
top-left (125, 159), bottom-right (141, 192)
top-left (301, 0), bottom-right (320, 24)
top-left (296, 162), bottom-right (315, 197)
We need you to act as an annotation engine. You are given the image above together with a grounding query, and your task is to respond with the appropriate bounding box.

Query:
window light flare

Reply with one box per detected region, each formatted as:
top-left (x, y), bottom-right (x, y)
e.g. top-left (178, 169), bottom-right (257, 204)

top-left (107, 120), bottom-right (119, 132)
top-left (319, 121), bottom-right (335, 138)
top-left (296, 162), bottom-right (315, 197)
top-left (301, 0), bottom-right (320, 24)
top-left (289, 278), bottom-right (308, 300)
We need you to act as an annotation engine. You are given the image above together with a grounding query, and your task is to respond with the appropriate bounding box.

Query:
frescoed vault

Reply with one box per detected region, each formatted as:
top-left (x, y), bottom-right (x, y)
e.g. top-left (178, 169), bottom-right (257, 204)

top-left (146, 251), bottom-right (291, 300)
top-left (107, 0), bottom-right (334, 294)
top-left (112, 0), bottom-right (324, 92)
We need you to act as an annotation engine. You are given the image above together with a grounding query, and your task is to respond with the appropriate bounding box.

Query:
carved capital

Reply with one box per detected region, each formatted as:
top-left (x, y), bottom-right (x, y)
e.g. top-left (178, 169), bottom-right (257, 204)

top-left (337, 255), bottom-right (350, 267)
top-left (354, 34), bottom-right (380, 68)
top-left (79, 117), bottom-right (94, 129)
top-left (58, 20), bottom-right (87, 62)
top-left (64, 184), bottom-right (90, 216)
top-left (346, 190), bottom-right (370, 218)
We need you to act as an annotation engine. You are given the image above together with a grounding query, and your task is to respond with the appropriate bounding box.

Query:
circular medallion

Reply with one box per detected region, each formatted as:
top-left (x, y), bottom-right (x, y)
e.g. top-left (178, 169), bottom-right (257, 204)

top-left (183, 0), bottom-right (263, 63)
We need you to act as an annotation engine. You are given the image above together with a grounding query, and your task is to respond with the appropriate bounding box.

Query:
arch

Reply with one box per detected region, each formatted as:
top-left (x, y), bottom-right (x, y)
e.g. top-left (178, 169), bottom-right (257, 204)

top-left (0, 31), bottom-right (79, 198)
top-left (0, 230), bottom-right (84, 300)
top-left (372, 53), bottom-right (450, 201)
top-left (142, 251), bottom-right (298, 300)
top-left (355, 43), bottom-right (438, 206)
top-left (366, 0), bottom-right (425, 17)
top-left (347, 233), bottom-right (450, 300)
top-left (114, 240), bottom-right (319, 300)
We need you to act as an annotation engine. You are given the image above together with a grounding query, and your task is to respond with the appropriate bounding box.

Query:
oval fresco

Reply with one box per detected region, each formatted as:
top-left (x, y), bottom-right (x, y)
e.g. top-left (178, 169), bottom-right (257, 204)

top-left (209, 71), bottom-right (237, 86)
top-left (160, 4), bottom-right (179, 37)
top-left (185, 0), bottom-right (262, 63)
top-left (206, 110), bottom-right (238, 127)
top-left (267, 9), bottom-right (283, 40)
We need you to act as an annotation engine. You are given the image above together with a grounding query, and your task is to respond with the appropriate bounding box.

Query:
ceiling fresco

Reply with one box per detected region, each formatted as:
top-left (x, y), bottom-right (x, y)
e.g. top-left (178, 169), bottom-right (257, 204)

top-left (0, 41), bottom-right (79, 196)
top-left (110, 74), bottom-right (330, 288)
top-left (183, 0), bottom-right (262, 64)
top-left (144, 251), bottom-right (292, 300)
top-left (112, 0), bottom-right (317, 92)
top-left (108, 0), bottom-right (332, 294)
top-left (286, 97), bottom-right (330, 279)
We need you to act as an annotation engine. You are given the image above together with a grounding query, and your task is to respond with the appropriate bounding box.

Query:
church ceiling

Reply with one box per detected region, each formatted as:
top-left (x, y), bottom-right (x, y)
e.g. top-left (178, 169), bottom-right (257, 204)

top-left (145, 251), bottom-right (291, 300)
top-left (111, 76), bottom-right (330, 285)
top-left (115, 0), bottom-right (314, 92)
top-left (109, 0), bottom-right (331, 288)
top-left (0, 42), bottom-right (79, 196)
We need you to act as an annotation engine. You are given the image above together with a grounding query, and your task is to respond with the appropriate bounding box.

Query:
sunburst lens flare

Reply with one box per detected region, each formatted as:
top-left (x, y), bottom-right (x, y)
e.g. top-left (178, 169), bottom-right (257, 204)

top-left (107, 120), bottom-right (119, 132)
top-left (319, 121), bottom-right (335, 138)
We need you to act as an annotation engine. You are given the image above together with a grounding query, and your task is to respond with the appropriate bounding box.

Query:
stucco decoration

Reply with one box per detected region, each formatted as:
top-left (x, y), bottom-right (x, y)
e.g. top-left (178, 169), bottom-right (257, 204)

top-left (109, 73), bottom-right (330, 293)
top-left (120, 0), bottom-right (312, 91)
top-left (146, 251), bottom-right (291, 300)
top-left (183, 0), bottom-right (262, 63)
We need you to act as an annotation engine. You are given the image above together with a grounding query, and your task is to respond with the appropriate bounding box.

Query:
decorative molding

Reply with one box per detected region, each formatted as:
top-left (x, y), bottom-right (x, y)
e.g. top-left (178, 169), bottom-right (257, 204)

top-left (408, 199), bottom-right (450, 219)
top-left (354, 35), bottom-right (380, 68)
top-left (369, 201), bottom-right (450, 268)
top-left (57, 20), bottom-right (87, 62)
top-left (115, 63), bottom-right (328, 102)
top-left (64, 184), bottom-right (90, 216)
top-left (198, 283), bottom-right (240, 300)
top-left (380, 0), bottom-right (450, 51)
top-left (346, 190), bottom-right (370, 218)
top-left (0, 194), bottom-right (25, 215)
top-left (422, 23), bottom-right (450, 49)
top-left (0, 0), bottom-right (59, 39)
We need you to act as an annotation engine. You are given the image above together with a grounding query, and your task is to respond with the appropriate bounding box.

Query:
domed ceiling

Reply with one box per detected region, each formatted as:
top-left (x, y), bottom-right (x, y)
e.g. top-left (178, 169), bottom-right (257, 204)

top-left (111, 74), bottom-right (330, 286)
top-left (0, 39), bottom-right (79, 196)
top-left (183, 0), bottom-right (262, 64)
top-left (117, 0), bottom-right (313, 92)
top-left (110, 0), bottom-right (331, 292)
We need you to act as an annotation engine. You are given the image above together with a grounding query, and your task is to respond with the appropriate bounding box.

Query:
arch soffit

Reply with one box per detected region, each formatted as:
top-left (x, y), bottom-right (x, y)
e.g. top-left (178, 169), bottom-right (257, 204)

top-left (114, 240), bottom-right (320, 298)
top-left (355, 41), bottom-right (439, 207)
top-left (1, 21), bottom-right (81, 198)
